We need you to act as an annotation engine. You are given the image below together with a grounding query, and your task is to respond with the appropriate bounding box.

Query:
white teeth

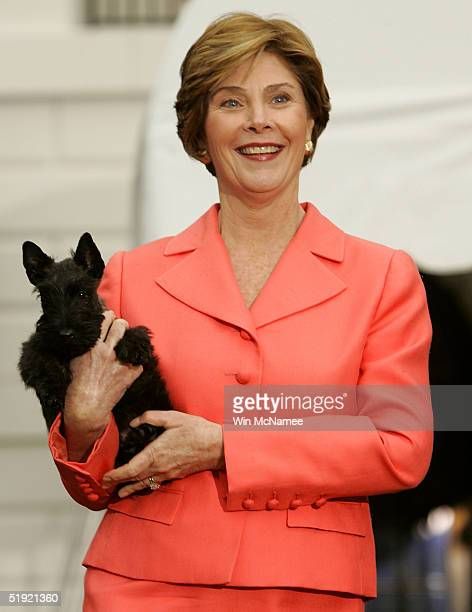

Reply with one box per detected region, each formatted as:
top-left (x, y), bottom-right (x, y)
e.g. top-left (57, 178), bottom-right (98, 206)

top-left (239, 145), bottom-right (282, 155)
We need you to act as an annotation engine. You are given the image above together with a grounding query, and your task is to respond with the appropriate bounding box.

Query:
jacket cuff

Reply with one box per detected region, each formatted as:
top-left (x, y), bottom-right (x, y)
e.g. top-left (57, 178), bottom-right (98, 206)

top-left (221, 429), bottom-right (324, 511)
top-left (48, 412), bottom-right (119, 484)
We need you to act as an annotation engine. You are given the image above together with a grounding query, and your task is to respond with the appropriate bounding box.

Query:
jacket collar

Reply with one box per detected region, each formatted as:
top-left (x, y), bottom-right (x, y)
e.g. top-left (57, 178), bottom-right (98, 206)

top-left (156, 202), bottom-right (346, 334)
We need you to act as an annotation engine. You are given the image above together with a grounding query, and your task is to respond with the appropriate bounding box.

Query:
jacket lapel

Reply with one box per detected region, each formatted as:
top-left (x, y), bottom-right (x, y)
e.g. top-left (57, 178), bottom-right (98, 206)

top-left (155, 202), bottom-right (347, 333)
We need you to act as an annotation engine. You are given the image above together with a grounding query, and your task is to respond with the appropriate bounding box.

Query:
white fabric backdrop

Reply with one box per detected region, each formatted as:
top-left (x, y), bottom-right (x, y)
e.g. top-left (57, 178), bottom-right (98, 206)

top-left (136, 0), bottom-right (471, 272)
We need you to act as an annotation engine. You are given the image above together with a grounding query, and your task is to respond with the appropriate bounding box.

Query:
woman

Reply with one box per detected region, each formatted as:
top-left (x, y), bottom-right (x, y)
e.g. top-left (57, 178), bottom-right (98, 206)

top-left (48, 12), bottom-right (433, 611)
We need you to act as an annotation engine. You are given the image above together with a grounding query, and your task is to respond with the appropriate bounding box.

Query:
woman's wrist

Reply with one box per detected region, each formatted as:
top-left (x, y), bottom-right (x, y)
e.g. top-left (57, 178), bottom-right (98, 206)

top-left (212, 424), bottom-right (226, 471)
top-left (65, 433), bottom-right (100, 462)
top-left (62, 413), bottom-right (110, 462)
top-left (214, 452), bottom-right (226, 471)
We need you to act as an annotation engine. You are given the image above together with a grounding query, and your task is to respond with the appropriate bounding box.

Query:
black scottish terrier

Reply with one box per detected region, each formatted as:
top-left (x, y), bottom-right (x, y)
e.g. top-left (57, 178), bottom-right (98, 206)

top-left (18, 232), bottom-right (173, 468)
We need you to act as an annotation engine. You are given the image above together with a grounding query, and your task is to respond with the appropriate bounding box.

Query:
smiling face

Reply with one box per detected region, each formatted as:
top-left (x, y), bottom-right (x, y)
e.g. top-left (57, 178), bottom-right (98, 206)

top-left (203, 51), bottom-right (315, 203)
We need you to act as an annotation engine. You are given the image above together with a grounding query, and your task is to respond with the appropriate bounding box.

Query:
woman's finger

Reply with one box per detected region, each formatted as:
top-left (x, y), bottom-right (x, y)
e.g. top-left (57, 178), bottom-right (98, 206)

top-left (121, 362), bottom-right (144, 383)
top-left (98, 310), bottom-right (115, 342)
top-left (103, 318), bottom-right (129, 348)
top-left (116, 478), bottom-right (157, 498)
top-left (129, 410), bottom-right (179, 429)
top-left (116, 483), bottom-right (143, 498)
top-left (117, 481), bottom-right (146, 498)
top-left (102, 444), bottom-right (158, 485)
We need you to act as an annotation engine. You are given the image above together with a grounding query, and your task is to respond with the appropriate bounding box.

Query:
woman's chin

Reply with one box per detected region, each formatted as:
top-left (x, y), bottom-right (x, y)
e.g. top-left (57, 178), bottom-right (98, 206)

top-left (232, 171), bottom-right (288, 195)
top-left (235, 182), bottom-right (285, 197)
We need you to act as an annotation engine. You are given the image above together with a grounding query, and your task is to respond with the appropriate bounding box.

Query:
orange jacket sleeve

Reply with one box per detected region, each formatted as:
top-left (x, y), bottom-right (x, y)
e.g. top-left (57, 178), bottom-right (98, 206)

top-left (221, 249), bottom-right (433, 511)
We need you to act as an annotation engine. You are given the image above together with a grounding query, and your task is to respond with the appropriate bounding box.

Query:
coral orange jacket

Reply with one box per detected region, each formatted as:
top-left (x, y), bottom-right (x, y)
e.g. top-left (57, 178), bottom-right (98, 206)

top-left (48, 202), bottom-right (433, 598)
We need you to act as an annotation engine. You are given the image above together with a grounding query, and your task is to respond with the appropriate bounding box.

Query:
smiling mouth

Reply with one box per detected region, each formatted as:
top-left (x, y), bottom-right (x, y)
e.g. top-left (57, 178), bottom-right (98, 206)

top-left (236, 145), bottom-right (284, 160)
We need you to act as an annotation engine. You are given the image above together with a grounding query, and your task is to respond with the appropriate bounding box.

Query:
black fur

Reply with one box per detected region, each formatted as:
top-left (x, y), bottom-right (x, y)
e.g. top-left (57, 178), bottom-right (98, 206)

top-left (18, 233), bottom-right (173, 469)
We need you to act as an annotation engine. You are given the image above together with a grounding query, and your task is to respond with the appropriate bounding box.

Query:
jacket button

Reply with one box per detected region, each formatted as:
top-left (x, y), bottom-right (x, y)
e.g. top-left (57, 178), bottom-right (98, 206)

top-left (289, 498), bottom-right (303, 509)
top-left (75, 475), bottom-right (86, 483)
top-left (240, 329), bottom-right (252, 341)
top-left (312, 496), bottom-right (328, 508)
top-left (266, 498), bottom-right (280, 510)
top-left (242, 498), bottom-right (255, 510)
top-left (87, 493), bottom-right (100, 502)
top-left (235, 372), bottom-right (250, 384)
top-left (81, 484), bottom-right (93, 494)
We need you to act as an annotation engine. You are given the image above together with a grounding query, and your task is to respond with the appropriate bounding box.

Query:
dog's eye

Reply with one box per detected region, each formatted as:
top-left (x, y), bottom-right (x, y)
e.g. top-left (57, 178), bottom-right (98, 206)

top-left (78, 289), bottom-right (89, 298)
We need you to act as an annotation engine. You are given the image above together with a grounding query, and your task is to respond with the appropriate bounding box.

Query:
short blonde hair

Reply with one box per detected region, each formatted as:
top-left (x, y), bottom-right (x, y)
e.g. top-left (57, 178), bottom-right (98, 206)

top-left (175, 12), bottom-right (331, 176)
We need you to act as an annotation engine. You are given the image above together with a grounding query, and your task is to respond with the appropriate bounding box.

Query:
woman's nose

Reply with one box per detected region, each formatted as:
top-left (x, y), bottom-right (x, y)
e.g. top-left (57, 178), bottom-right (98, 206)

top-left (244, 103), bottom-right (273, 132)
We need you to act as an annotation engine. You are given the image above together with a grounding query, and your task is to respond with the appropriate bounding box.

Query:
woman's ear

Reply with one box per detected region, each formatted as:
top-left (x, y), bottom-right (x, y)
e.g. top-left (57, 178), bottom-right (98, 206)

top-left (306, 117), bottom-right (315, 141)
top-left (198, 145), bottom-right (211, 165)
top-left (195, 132), bottom-right (210, 162)
top-left (201, 152), bottom-right (212, 165)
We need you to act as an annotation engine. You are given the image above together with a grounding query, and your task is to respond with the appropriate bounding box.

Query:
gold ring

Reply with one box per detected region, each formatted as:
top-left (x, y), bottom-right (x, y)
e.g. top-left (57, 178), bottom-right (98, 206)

top-left (147, 476), bottom-right (161, 491)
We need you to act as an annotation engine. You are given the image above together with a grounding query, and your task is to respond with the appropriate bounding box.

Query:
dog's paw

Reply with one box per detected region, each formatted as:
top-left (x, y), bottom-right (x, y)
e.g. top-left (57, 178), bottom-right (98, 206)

top-left (115, 423), bottom-right (164, 467)
top-left (115, 327), bottom-right (156, 366)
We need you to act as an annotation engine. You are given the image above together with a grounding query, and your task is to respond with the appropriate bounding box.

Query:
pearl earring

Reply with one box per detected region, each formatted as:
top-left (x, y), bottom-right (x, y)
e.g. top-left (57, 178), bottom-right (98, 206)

top-left (305, 140), bottom-right (313, 153)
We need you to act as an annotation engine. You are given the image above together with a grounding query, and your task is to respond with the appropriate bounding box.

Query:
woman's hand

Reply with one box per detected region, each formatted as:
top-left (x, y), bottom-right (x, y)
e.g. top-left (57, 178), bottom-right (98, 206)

top-left (101, 410), bottom-right (225, 497)
top-left (63, 310), bottom-right (144, 460)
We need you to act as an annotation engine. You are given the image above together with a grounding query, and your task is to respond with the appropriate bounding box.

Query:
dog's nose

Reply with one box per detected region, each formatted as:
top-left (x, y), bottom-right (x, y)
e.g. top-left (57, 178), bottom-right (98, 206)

top-left (59, 329), bottom-right (74, 338)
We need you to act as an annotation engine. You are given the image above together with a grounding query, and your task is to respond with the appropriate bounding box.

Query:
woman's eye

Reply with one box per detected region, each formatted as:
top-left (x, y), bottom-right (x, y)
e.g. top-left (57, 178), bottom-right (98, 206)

top-left (272, 94), bottom-right (290, 104)
top-left (221, 99), bottom-right (241, 108)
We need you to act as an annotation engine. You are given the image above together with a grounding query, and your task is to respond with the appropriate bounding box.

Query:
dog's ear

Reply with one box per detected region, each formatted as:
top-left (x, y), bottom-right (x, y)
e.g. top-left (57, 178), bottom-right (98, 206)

top-left (22, 241), bottom-right (54, 286)
top-left (74, 232), bottom-right (105, 280)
